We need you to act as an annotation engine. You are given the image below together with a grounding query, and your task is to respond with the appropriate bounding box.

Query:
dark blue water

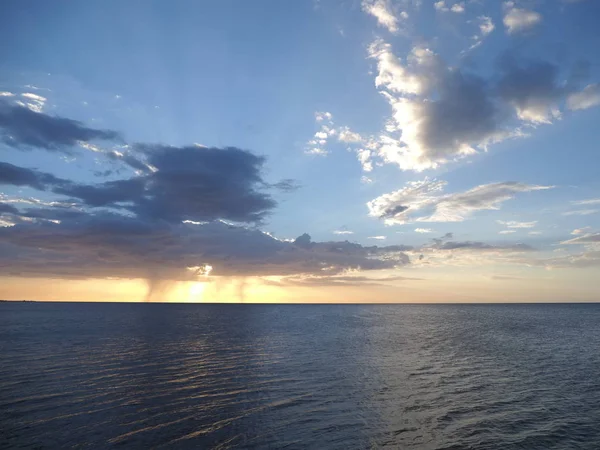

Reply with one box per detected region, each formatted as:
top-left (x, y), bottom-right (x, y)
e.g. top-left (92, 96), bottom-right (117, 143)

top-left (1, 303), bottom-right (600, 449)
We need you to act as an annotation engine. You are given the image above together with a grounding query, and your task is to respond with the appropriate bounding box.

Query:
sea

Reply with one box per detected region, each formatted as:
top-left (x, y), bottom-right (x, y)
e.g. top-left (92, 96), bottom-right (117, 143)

top-left (1, 302), bottom-right (599, 449)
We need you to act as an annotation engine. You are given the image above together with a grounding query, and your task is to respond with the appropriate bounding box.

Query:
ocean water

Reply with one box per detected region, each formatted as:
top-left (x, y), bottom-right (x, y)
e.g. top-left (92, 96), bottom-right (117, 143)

top-left (1, 303), bottom-right (600, 449)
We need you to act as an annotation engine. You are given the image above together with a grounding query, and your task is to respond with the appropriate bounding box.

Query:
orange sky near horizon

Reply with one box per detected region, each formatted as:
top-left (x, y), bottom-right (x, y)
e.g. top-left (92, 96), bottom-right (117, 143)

top-left (1, 267), bottom-right (598, 303)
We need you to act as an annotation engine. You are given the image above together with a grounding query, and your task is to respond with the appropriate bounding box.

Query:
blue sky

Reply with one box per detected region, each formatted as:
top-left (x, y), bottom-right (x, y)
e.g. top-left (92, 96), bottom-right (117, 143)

top-left (0, 0), bottom-right (599, 301)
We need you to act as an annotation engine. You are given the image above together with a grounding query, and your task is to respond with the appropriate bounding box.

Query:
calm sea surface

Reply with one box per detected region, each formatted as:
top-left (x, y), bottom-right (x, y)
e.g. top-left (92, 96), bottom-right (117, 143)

top-left (1, 303), bottom-right (600, 449)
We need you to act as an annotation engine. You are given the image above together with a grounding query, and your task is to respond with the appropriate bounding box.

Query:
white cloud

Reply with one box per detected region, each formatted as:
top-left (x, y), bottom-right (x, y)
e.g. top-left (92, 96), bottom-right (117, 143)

top-left (451, 3), bottom-right (465, 13)
top-left (561, 233), bottom-right (600, 245)
top-left (366, 40), bottom-right (524, 171)
top-left (356, 148), bottom-right (374, 172)
top-left (497, 220), bottom-right (537, 228)
top-left (0, 92), bottom-right (15, 97)
top-left (415, 228), bottom-right (433, 233)
top-left (16, 92), bottom-right (47, 113)
top-left (572, 227), bottom-right (592, 235)
top-left (333, 229), bottom-right (354, 235)
top-left (368, 235), bottom-right (387, 240)
top-left (434, 1), bottom-right (447, 11)
top-left (567, 84), bottom-right (600, 111)
top-left (362, 0), bottom-right (402, 33)
top-left (572, 198), bottom-right (600, 206)
top-left (503, 3), bottom-right (542, 35)
top-left (337, 127), bottom-right (363, 143)
top-left (562, 209), bottom-right (599, 216)
top-left (499, 230), bottom-right (517, 234)
top-left (367, 40), bottom-right (430, 96)
top-left (368, 179), bottom-right (552, 225)
top-left (528, 231), bottom-right (542, 235)
top-left (479, 16), bottom-right (495, 35)
top-left (435, 1), bottom-right (465, 13)
top-left (21, 93), bottom-right (46, 103)
top-left (315, 111), bottom-right (332, 122)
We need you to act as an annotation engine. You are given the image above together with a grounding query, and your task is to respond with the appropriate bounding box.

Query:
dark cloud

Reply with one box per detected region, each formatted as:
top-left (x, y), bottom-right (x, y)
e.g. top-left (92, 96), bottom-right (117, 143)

top-left (497, 60), bottom-right (567, 123)
top-left (0, 202), bottom-right (20, 215)
top-left (430, 240), bottom-right (535, 252)
top-left (2, 144), bottom-right (282, 224)
top-left (0, 161), bottom-right (67, 190)
top-left (0, 98), bottom-right (120, 152)
top-left (133, 145), bottom-right (276, 223)
top-left (380, 204), bottom-right (409, 219)
top-left (54, 178), bottom-right (145, 207)
top-left (420, 70), bottom-right (500, 161)
top-left (0, 215), bottom-right (411, 280)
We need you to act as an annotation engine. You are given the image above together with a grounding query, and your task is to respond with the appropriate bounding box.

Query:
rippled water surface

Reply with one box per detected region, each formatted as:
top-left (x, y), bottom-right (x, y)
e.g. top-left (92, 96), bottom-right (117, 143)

top-left (1, 303), bottom-right (600, 449)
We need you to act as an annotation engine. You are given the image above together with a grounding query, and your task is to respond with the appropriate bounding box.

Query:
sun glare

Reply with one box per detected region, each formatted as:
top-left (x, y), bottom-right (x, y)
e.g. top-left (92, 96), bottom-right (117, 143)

top-left (187, 281), bottom-right (207, 302)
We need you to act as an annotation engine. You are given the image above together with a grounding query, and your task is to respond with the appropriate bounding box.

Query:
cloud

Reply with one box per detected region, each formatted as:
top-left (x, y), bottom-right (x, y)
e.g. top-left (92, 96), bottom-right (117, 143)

top-left (478, 16), bottom-right (495, 35)
top-left (368, 235), bottom-right (387, 240)
top-left (411, 237), bottom-right (536, 267)
top-left (0, 216), bottom-right (411, 280)
top-left (572, 227), bottom-right (591, 235)
top-left (306, 111), bottom-right (336, 155)
top-left (268, 274), bottom-right (421, 287)
top-left (499, 230), bottom-right (517, 234)
top-left (428, 240), bottom-right (534, 251)
top-left (497, 60), bottom-right (566, 123)
top-left (312, 38), bottom-right (596, 173)
top-left (368, 179), bottom-right (551, 225)
top-left (362, 0), bottom-right (402, 33)
top-left (561, 233), bottom-right (600, 245)
top-left (503, 2), bottom-right (542, 35)
top-left (497, 220), bottom-right (537, 228)
top-left (315, 111), bottom-right (332, 122)
top-left (0, 161), bottom-right (68, 190)
top-left (567, 84), bottom-right (600, 111)
top-left (367, 40), bottom-right (434, 96)
top-left (1, 142), bottom-right (290, 225)
top-left (333, 227), bottom-right (354, 235)
top-left (366, 41), bottom-right (513, 171)
top-left (415, 228), bottom-right (433, 233)
top-left (434, 1), bottom-right (464, 13)
top-left (562, 209), bottom-right (598, 216)
top-left (0, 98), bottom-right (120, 153)
top-left (572, 198), bottom-right (600, 206)
top-left (337, 127), bottom-right (363, 143)
top-left (524, 249), bottom-right (600, 269)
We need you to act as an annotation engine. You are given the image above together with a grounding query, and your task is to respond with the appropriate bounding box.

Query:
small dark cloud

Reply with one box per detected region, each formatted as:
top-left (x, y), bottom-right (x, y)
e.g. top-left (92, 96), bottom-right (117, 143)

top-left (432, 240), bottom-right (535, 251)
top-left (380, 204), bottom-right (409, 219)
top-left (270, 178), bottom-right (301, 192)
top-left (0, 98), bottom-right (121, 152)
top-left (490, 275), bottom-right (525, 281)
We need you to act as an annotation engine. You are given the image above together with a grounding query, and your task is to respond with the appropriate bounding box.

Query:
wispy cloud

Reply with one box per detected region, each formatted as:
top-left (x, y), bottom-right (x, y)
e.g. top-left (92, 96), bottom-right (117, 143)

top-left (368, 179), bottom-right (552, 225)
top-left (571, 198), bottom-right (600, 206)
top-left (497, 220), bottom-right (537, 229)
top-left (562, 209), bottom-right (599, 216)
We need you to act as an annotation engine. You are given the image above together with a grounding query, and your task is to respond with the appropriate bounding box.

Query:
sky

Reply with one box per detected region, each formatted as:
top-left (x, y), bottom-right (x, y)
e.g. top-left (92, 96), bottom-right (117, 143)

top-left (0, 0), bottom-right (599, 302)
